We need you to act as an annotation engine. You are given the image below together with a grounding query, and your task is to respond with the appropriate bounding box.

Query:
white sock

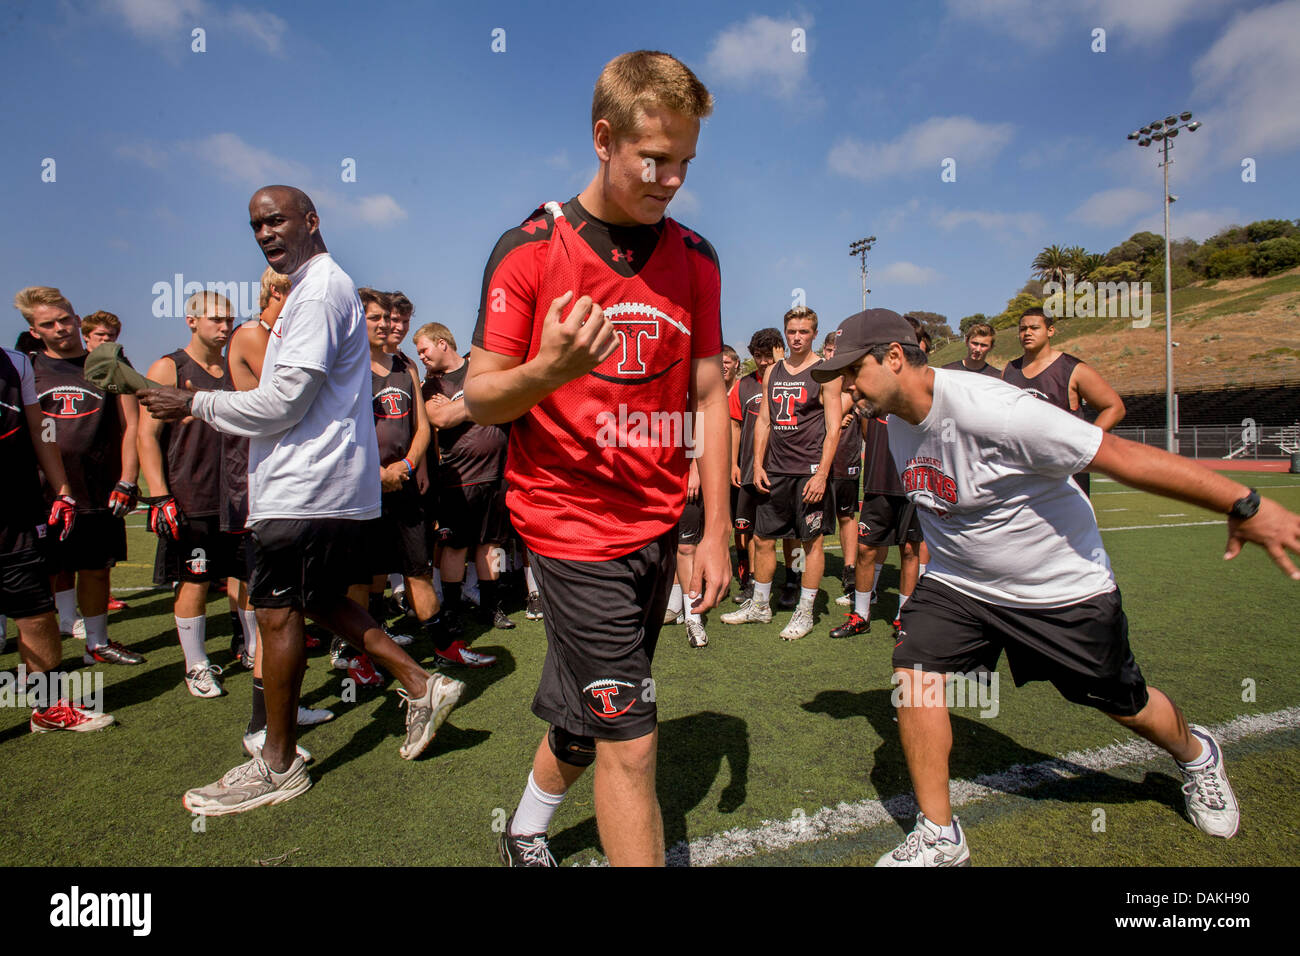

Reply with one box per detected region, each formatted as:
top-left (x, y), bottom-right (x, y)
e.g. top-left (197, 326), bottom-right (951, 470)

top-left (55, 589), bottom-right (78, 629)
top-left (897, 594), bottom-right (910, 618)
top-left (683, 593), bottom-right (701, 624)
top-left (872, 564), bottom-right (884, 592)
top-left (799, 586), bottom-right (817, 608)
top-left (525, 566), bottom-right (539, 595)
top-left (510, 770), bottom-right (567, 836)
top-left (238, 608), bottom-right (259, 657)
top-left (466, 563), bottom-right (479, 589)
top-left (176, 615), bottom-right (208, 671)
top-left (854, 590), bottom-right (871, 616)
top-left (936, 818), bottom-right (961, 842)
top-left (919, 563), bottom-right (928, 577)
top-left (388, 572), bottom-right (403, 592)
top-left (1179, 733), bottom-right (1212, 768)
top-left (753, 580), bottom-right (773, 605)
top-left (667, 583), bottom-right (683, 615)
top-left (83, 613), bottom-right (109, 651)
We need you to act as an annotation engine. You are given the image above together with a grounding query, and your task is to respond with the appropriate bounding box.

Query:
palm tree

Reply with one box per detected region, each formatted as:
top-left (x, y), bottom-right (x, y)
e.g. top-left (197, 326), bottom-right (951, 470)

top-left (1078, 253), bottom-right (1106, 282)
top-left (1032, 245), bottom-right (1070, 287)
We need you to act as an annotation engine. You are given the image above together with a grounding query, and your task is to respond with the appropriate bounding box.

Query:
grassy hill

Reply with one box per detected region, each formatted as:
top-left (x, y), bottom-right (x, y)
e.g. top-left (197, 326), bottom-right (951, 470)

top-left (930, 267), bottom-right (1300, 394)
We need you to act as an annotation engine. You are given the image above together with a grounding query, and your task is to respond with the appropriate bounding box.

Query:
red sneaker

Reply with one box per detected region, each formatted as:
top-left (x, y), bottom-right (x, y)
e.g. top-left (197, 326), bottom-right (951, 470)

top-left (107, 597), bottom-right (128, 611)
top-left (30, 700), bottom-right (116, 733)
top-left (434, 640), bottom-right (497, 668)
top-left (347, 654), bottom-right (385, 687)
top-left (304, 633), bottom-right (322, 650)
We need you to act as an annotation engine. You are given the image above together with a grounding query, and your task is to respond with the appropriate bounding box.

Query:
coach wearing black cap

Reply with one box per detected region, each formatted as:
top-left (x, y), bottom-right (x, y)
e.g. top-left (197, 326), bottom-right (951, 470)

top-left (815, 307), bottom-right (1300, 867)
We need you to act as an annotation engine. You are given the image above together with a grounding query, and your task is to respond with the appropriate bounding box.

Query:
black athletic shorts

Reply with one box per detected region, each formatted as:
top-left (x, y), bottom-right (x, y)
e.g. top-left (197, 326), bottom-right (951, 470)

top-left (248, 517), bottom-right (374, 612)
top-left (858, 494), bottom-right (923, 547)
top-left (733, 483), bottom-right (762, 532)
top-left (43, 511), bottom-right (127, 573)
top-left (831, 476), bottom-right (860, 518)
top-left (230, 530), bottom-right (255, 581)
top-left (437, 480), bottom-right (509, 550)
top-left (755, 474), bottom-right (832, 540)
top-left (372, 484), bottom-right (433, 578)
top-left (893, 577), bottom-right (1149, 717)
top-left (152, 515), bottom-right (240, 584)
top-left (0, 542), bottom-right (55, 619)
top-left (529, 527), bottom-right (677, 741)
top-left (678, 499), bottom-right (703, 546)
top-left (1073, 472), bottom-right (1091, 497)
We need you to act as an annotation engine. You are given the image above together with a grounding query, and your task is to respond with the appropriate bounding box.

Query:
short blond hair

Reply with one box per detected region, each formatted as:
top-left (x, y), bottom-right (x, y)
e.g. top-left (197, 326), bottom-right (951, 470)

top-left (413, 322), bottom-right (456, 352)
top-left (784, 306), bottom-right (818, 332)
top-left (592, 50), bottom-right (713, 139)
top-left (185, 291), bottom-right (234, 318)
top-left (258, 267), bottom-right (292, 311)
top-left (14, 286), bottom-right (74, 324)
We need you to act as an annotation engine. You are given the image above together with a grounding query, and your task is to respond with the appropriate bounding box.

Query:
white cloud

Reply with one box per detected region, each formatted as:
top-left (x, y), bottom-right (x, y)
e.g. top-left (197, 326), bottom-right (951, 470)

top-left (103, 0), bottom-right (287, 55)
top-left (934, 207), bottom-right (1044, 238)
top-left (1134, 206), bottom-right (1241, 242)
top-left (874, 262), bottom-right (942, 284)
top-left (1071, 187), bottom-right (1154, 227)
top-left (225, 5), bottom-right (287, 54)
top-left (182, 132), bottom-right (309, 185)
top-left (944, 0), bottom-right (1234, 44)
top-left (349, 194), bottom-right (408, 226)
top-left (829, 116), bottom-right (1014, 182)
top-left (115, 141), bottom-right (169, 169)
top-left (706, 14), bottom-right (813, 100)
top-left (668, 186), bottom-right (701, 218)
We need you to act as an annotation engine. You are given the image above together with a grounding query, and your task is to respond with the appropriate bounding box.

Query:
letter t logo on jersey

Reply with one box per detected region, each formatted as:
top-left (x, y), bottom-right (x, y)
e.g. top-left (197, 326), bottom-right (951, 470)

top-left (583, 678), bottom-right (636, 718)
top-left (610, 318), bottom-right (659, 375)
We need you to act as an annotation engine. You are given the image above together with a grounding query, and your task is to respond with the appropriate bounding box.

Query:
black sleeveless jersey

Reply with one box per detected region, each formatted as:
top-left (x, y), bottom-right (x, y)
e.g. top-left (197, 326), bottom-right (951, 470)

top-left (942, 359), bottom-right (1002, 378)
top-left (734, 371), bottom-right (764, 485)
top-left (32, 351), bottom-right (121, 512)
top-left (426, 358), bottom-right (507, 488)
top-left (832, 405), bottom-right (864, 479)
top-left (1002, 353), bottom-right (1084, 416)
top-left (764, 358), bottom-right (827, 476)
top-left (161, 348), bottom-right (229, 517)
top-left (372, 353), bottom-right (417, 466)
top-left (862, 416), bottom-right (904, 496)
top-left (1, 348), bottom-right (44, 547)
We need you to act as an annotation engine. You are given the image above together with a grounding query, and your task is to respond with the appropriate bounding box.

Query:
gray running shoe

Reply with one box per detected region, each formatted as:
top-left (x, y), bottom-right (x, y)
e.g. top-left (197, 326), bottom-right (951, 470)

top-left (525, 592), bottom-right (543, 620)
top-left (1178, 725), bottom-right (1240, 838)
top-left (687, 620), bottom-right (708, 648)
top-left (721, 599), bottom-right (772, 625)
top-left (876, 812), bottom-right (970, 867)
top-left (398, 673), bottom-right (465, 760)
top-left (780, 605), bottom-right (815, 641)
top-left (184, 662), bottom-right (225, 698)
top-left (182, 755), bottom-right (311, 817)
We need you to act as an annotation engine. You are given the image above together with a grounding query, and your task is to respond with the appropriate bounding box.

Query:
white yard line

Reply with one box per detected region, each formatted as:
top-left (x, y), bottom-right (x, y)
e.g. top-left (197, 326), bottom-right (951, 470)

top-left (1099, 520), bottom-right (1220, 532)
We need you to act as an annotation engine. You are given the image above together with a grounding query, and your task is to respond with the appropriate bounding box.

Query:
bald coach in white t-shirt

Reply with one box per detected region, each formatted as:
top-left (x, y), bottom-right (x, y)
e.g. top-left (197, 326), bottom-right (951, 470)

top-left (813, 308), bottom-right (1300, 867)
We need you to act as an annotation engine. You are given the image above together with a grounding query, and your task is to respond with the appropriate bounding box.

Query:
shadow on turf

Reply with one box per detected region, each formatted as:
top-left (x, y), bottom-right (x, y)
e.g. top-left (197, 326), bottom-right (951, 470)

top-left (803, 688), bottom-right (1187, 831)
top-left (548, 710), bottom-right (750, 865)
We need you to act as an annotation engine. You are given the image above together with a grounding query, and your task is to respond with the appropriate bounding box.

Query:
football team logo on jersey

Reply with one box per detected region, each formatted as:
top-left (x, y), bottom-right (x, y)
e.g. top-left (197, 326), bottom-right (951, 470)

top-left (374, 386), bottom-right (410, 418)
top-left (40, 385), bottom-right (101, 419)
top-left (583, 678), bottom-right (637, 718)
top-left (591, 302), bottom-right (688, 385)
top-left (770, 383), bottom-right (807, 426)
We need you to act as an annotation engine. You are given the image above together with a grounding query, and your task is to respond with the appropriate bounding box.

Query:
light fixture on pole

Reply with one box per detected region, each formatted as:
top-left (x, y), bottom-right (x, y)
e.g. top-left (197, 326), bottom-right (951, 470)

top-left (1127, 111), bottom-right (1202, 453)
top-left (849, 236), bottom-right (877, 311)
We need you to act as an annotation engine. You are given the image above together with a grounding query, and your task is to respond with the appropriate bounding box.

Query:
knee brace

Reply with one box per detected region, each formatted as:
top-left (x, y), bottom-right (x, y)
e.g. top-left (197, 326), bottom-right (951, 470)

top-left (548, 725), bottom-right (596, 767)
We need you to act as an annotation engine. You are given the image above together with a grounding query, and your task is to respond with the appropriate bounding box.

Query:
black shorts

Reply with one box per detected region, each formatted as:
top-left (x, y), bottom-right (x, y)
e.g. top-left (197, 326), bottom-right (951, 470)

top-left (755, 474), bottom-right (832, 540)
top-left (372, 485), bottom-right (434, 578)
top-left (437, 480), bottom-right (509, 550)
top-left (45, 511), bottom-right (127, 573)
top-left (0, 546), bottom-right (55, 619)
top-left (678, 499), bottom-right (703, 545)
top-left (529, 528), bottom-right (677, 741)
top-left (230, 531), bottom-right (255, 582)
top-left (893, 577), bottom-right (1149, 717)
top-left (1073, 472), bottom-right (1091, 497)
top-left (831, 476), bottom-right (860, 518)
top-left (152, 515), bottom-right (240, 584)
top-left (248, 518), bottom-right (374, 612)
top-left (858, 494), bottom-right (923, 547)
top-left (733, 483), bottom-right (762, 532)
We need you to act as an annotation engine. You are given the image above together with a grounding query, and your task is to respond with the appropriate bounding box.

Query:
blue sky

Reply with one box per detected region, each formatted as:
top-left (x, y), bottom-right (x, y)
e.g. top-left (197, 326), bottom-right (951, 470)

top-left (3, 0), bottom-right (1298, 363)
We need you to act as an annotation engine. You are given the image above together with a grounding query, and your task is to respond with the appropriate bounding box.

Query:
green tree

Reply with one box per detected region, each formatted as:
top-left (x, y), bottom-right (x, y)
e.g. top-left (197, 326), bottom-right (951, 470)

top-left (992, 291), bottom-right (1042, 330)
top-left (959, 313), bottom-right (989, 336)
top-left (1032, 245), bottom-right (1070, 287)
top-left (1245, 219), bottom-right (1299, 244)
top-left (1250, 236), bottom-right (1300, 276)
top-left (1092, 261), bottom-right (1140, 283)
top-left (905, 310), bottom-right (954, 342)
top-left (1205, 246), bottom-right (1253, 279)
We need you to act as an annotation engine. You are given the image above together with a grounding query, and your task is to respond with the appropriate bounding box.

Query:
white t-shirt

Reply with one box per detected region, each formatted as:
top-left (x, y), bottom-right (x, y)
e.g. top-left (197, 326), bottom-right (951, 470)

top-left (887, 369), bottom-right (1113, 609)
top-left (244, 253), bottom-right (379, 521)
top-left (3, 348), bottom-right (38, 404)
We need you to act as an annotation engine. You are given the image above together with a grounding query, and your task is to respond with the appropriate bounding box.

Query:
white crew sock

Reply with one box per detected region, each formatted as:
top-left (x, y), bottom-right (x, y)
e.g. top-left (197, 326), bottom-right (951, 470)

top-left (799, 586), bottom-right (817, 609)
top-left (667, 583), bottom-right (684, 615)
top-left (1178, 733), bottom-right (1212, 769)
top-left (936, 818), bottom-right (961, 843)
top-left (510, 770), bottom-right (567, 836)
top-left (237, 608), bottom-right (259, 658)
top-left (854, 590), bottom-right (872, 616)
top-left (524, 566), bottom-right (539, 595)
top-left (55, 589), bottom-right (78, 629)
top-left (83, 613), bottom-right (109, 651)
top-left (683, 592), bottom-right (701, 624)
top-left (897, 593), bottom-right (910, 618)
top-left (752, 580), bottom-right (773, 605)
top-left (919, 563), bottom-right (928, 578)
top-left (176, 615), bottom-right (208, 671)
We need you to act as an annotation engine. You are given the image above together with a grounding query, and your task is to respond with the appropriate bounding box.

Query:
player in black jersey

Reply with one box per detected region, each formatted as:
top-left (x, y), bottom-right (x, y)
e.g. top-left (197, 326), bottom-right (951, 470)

top-left (824, 332), bottom-right (864, 606)
top-left (941, 322), bottom-right (1000, 377)
top-left (728, 328), bottom-right (783, 606)
top-left (17, 289), bottom-right (144, 666)
top-left (1004, 307), bottom-right (1126, 496)
top-left (138, 292), bottom-right (240, 698)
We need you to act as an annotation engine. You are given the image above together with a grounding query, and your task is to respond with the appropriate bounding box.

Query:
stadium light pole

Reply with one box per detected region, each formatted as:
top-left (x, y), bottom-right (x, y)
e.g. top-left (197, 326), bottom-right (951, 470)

top-left (1128, 112), bottom-right (1202, 453)
top-left (849, 236), bottom-right (876, 310)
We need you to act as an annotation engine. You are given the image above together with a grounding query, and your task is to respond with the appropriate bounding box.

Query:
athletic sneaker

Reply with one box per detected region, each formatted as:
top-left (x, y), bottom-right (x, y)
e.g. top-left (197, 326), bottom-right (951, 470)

top-left (687, 620), bottom-right (708, 648)
top-left (835, 592), bottom-right (852, 606)
top-left (434, 640), bottom-right (497, 668)
top-left (778, 581), bottom-right (800, 610)
top-left (237, 646), bottom-right (254, 670)
top-left (732, 581), bottom-right (754, 605)
top-left (304, 631), bottom-right (322, 650)
top-left (30, 701), bottom-right (115, 734)
top-left (297, 705), bottom-right (335, 726)
top-left (60, 617), bottom-right (84, 638)
top-left (388, 589), bottom-right (410, 619)
top-left (83, 641), bottom-right (146, 665)
top-left (182, 755), bottom-right (311, 816)
top-left (829, 612), bottom-right (870, 639)
top-left (329, 636), bottom-right (354, 671)
top-left (841, 566), bottom-right (855, 597)
top-left (1178, 726), bottom-right (1240, 838)
top-left (242, 729), bottom-right (314, 764)
top-left (721, 599), bottom-right (773, 625)
top-left (499, 813), bottom-right (558, 867)
top-left (184, 662), bottom-right (225, 699)
top-left (780, 606), bottom-right (815, 641)
top-left (663, 607), bottom-right (684, 626)
top-left (525, 592), bottom-right (543, 620)
top-left (107, 597), bottom-right (128, 611)
top-left (892, 616), bottom-right (902, 635)
top-left (490, 607), bottom-right (517, 630)
top-left (876, 812), bottom-right (970, 867)
top-left (383, 625), bottom-right (414, 647)
top-left (347, 655), bottom-right (384, 688)
top-left (398, 673), bottom-right (465, 760)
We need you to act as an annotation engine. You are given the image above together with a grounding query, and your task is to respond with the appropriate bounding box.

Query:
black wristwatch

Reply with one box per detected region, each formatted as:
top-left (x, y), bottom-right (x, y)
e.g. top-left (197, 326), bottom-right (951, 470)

top-left (1227, 488), bottom-right (1260, 521)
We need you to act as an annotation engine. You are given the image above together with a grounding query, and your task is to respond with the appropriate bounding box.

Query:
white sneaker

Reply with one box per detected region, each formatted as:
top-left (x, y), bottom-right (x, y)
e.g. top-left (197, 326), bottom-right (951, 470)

top-left (876, 812), bottom-right (970, 867)
top-left (384, 626), bottom-right (414, 647)
top-left (72, 618), bottom-right (87, 641)
top-left (297, 705), bottom-right (335, 726)
top-left (184, 662), bottom-right (225, 698)
top-left (663, 607), bottom-right (684, 626)
top-left (1178, 726), bottom-right (1240, 838)
top-left (835, 592), bottom-right (852, 606)
top-left (686, 620), bottom-right (708, 647)
top-left (242, 728), bottom-right (313, 763)
top-left (721, 599), bottom-right (773, 625)
top-left (780, 605), bottom-right (815, 641)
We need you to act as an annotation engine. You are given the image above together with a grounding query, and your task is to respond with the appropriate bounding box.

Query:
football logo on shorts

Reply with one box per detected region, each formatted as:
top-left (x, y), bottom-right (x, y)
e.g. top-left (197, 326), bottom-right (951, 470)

top-left (590, 302), bottom-right (688, 385)
top-left (583, 678), bottom-right (637, 718)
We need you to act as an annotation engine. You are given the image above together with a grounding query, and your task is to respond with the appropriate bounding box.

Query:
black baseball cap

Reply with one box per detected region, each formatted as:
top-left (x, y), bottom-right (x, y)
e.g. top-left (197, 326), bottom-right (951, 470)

top-left (812, 309), bottom-right (917, 383)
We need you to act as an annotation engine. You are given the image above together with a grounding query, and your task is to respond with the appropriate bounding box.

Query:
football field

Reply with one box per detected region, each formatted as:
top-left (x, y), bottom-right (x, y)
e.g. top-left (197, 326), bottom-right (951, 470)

top-left (2, 469), bottom-right (1297, 867)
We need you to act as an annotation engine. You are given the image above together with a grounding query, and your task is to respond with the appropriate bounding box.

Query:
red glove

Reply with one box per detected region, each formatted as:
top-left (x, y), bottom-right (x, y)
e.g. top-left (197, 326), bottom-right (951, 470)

top-left (108, 481), bottom-right (138, 517)
top-left (148, 496), bottom-right (183, 540)
top-left (48, 495), bottom-right (77, 541)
